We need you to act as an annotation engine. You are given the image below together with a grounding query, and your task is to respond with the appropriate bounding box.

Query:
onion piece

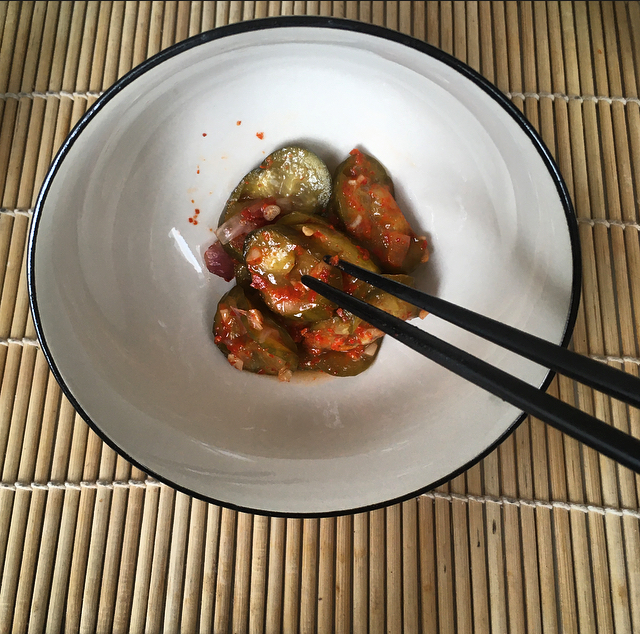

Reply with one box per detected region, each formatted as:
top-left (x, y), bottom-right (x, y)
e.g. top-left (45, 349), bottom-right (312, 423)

top-left (217, 199), bottom-right (282, 245)
top-left (364, 342), bottom-right (378, 356)
top-left (216, 213), bottom-right (256, 245)
top-left (203, 241), bottom-right (235, 281)
top-left (258, 325), bottom-right (279, 344)
top-left (348, 215), bottom-right (362, 230)
top-left (247, 309), bottom-right (264, 331)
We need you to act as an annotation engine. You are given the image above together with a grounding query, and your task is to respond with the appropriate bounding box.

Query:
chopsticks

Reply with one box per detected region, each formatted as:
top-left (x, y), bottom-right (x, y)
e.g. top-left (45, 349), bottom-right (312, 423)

top-left (301, 258), bottom-right (640, 474)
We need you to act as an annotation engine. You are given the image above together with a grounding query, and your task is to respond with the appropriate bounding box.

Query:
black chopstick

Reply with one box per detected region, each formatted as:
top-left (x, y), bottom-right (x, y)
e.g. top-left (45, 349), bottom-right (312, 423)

top-left (301, 262), bottom-right (640, 474)
top-left (327, 258), bottom-right (640, 410)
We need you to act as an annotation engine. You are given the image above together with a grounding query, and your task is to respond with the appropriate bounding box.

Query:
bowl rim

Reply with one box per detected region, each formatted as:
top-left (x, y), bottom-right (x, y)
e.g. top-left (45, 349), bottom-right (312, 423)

top-left (27, 15), bottom-right (582, 518)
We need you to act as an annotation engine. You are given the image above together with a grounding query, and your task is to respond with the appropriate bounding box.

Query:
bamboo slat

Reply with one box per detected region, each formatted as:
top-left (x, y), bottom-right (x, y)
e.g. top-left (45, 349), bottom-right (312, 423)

top-left (535, 505), bottom-right (558, 634)
top-left (335, 514), bottom-right (352, 633)
top-left (435, 496), bottom-right (454, 634)
top-left (144, 484), bottom-right (176, 632)
top-left (162, 491), bottom-right (191, 633)
top-left (94, 483), bottom-right (130, 633)
top-left (248, 513), bottom-right (269, 634)
top-left (264, 516), bottom-right (285, 634)
top-left (605, 513), bottom-right (632, 634)
top-left (282, 517), bottom-right (301, 633)
top-left (402, 500), bottom-right (419, 634)
top-left (0, 487), bottom-right (33, 632)
top-left (385, 504), bottom-right (402, 633)
top-left (317, 517), bottom-right (336, 633)
top-left (31, 486), bottom-right (67, 632)
top-left (418, 495), bottom-right (437, 633)
top-left (352, 512), bottom-right (367, 634)
top-left (450, 498), bottom-right (471, 634)
top-left (127, 483), bottom-right (161, 633)
top-left (0, 3), bottom-right (21, 95)
top-left (110, 484), bottom-right (145, 634)
top-left (299, 517), bottom-right (318, 633)
top-left (178, 497), bottom-right (208, 633)
top-left (368, 508), bottom-right (384, 634)
top-left (0, 2), bottom-right (638, 631)
top-left (503, 504), bottom-right (525, 634)
top-left (17, 353), bottom-right (56, 483)
top-left (569, 508), bottom-right (596, 634)
top-left (520, 503), bottom-right (541, 634)
top-left (0, 344), bottom-right (38, 479)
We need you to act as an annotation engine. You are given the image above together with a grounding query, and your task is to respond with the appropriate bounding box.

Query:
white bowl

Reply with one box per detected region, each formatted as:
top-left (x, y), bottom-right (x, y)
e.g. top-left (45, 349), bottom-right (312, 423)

top-left (28, 17), bottom-right (580, 516)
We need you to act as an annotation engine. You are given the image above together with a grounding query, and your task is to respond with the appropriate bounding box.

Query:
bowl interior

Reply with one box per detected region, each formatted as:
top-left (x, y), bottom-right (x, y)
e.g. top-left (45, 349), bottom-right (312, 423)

top-left (31, 23), bottom-right (576, 515)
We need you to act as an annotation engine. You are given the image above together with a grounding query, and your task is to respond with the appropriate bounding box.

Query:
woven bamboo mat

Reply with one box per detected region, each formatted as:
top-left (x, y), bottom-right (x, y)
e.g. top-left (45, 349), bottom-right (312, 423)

top-left (0, 1), bottom-right (639, 632)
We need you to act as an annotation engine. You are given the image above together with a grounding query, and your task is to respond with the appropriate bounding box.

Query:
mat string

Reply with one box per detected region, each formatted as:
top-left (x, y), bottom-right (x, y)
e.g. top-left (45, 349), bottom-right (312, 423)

top-left (1, 479), bottom-right (638, 520)
top-left (0, 209), bottom-right (32, 217)
top-left (423, 489), bottom-right (640, 520)
top-left (579, 218), bottom-right (640, 230)
top-left (2, 88), bottom-right (640, 106)
top-left (0, 479), bottom-right (159, 492)
top-left (0, 90), bottom-right (104, 101)
top-left (2, 338), bottom-right (40, 347)
top-left (504, 90), bottom-right (640, 105)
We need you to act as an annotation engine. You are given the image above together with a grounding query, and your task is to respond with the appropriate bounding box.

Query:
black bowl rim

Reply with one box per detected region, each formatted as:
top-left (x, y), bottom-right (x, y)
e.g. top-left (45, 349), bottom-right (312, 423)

top-left (27, 15), bottom-right (582, 518)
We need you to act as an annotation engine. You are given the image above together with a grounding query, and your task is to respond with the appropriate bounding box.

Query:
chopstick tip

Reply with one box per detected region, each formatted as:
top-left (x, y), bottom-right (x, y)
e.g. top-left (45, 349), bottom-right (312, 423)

top-left (322, 254), bottom-right (341, 267)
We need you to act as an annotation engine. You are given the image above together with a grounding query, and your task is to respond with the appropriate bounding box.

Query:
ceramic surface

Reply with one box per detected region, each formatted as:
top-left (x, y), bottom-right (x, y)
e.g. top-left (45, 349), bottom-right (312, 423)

top-left (29, 19), bottom-right (579, 515)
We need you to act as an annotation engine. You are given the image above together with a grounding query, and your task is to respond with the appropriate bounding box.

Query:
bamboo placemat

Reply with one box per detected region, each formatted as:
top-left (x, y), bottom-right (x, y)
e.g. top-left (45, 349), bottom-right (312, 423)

top-left (0, 1), bottom-right (639, 632)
